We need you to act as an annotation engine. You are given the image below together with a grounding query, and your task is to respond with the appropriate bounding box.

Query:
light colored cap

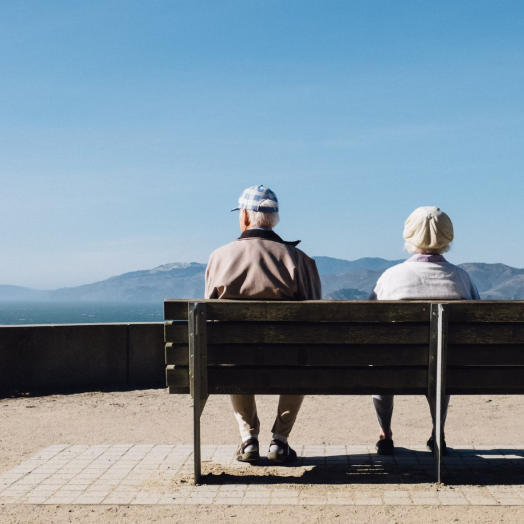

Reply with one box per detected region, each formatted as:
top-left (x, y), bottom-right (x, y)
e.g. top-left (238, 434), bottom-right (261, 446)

top-left (231, 185), bottom-right (279, 213)
top-left (403, 206), bottom-right (454, 251)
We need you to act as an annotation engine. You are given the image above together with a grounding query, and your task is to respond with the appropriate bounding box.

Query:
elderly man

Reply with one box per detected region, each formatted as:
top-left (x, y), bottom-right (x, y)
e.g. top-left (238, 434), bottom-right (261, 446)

top-left (370, 206), bottom-right (480, 456)
top-left (205, 185), bottom-right (321, 463)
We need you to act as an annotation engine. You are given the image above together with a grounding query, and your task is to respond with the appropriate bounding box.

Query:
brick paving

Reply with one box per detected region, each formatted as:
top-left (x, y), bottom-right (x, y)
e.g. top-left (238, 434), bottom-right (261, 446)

top-left (1, 444), bottom-right (524, 505)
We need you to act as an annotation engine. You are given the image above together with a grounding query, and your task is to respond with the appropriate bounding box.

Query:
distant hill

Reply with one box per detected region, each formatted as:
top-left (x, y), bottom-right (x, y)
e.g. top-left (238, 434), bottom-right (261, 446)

top-left (49, 262), bottom-right (206, 302)
top-left (313, 256), bottom-right (405, 275)
top-left (459, 263), bottom-right (524, 299)
top-left (0, 285), bottom-right (47, 301)
top-left (320, 269), bottom-right (384, 296)
top-left (1, 258), bottom-right (524, 302)
top-left (324, 288), bottom-right (370, 300)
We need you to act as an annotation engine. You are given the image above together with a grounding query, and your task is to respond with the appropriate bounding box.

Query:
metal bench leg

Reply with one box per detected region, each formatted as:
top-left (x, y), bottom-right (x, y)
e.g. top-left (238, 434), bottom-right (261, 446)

top-left (193, 393), bottom-right (203, 485)
top-left (189, 302), bottom-right (208, 485)
top-left (429, 303), bottom-right (448, 484)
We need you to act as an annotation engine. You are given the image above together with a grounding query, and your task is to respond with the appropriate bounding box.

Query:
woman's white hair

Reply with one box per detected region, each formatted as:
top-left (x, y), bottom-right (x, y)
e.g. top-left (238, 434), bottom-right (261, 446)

top-left (404, 241), bottom-right (451, 255)
top-left (244, 209), bottom-right (280, 228)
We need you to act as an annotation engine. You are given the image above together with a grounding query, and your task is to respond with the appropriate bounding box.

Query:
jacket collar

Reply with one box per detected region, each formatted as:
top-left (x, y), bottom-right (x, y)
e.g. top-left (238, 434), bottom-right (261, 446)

top-left (238, 229), bottom-right (301, 247)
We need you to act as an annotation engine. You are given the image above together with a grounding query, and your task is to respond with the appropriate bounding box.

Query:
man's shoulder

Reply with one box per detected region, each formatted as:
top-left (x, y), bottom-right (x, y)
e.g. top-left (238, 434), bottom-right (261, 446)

top-left (208, 240), bottom-right (241, 260)
top-left (290, 245), bottom-right (316, 264)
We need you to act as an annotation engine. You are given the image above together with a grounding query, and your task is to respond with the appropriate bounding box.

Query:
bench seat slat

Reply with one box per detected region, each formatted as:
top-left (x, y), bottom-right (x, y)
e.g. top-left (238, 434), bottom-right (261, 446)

top-left (448, 323), bottom-right (524, 344)
top-left (166, 343), bottom-right (429, 366)
top-left (447, 345), bottom-right (524, 365)
top-left (164, 300), bottom-right (431, 322)
top-left (166, 365), bottom-right (428, 395)
top-left (447, 366), bottom-right (524, 393)
top-left (448, 302), bottom-right (524, 323)
top-left (165, 321), bottom-right (429, 345)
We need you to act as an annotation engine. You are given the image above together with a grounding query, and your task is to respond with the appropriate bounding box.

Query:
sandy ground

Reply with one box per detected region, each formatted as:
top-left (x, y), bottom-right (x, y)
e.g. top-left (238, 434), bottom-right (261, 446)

top-left (1, 389), bottom-right (524, 523)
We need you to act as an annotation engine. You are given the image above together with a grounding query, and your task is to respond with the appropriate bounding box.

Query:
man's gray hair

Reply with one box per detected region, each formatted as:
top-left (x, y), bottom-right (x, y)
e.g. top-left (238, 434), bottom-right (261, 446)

top-left (245, 209), bottom-right (280, 228)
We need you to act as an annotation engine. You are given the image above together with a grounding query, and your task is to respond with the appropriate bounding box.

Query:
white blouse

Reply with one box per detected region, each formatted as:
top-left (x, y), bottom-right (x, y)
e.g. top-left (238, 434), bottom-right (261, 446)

top-left (370, 261), bottom-right (480, 300)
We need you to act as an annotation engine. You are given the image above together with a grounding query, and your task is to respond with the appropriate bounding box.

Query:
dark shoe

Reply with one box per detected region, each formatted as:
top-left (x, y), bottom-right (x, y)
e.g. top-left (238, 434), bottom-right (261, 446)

top-left (426, 437), bottom-right (448, 456)
top-left (236, 438), bottom-right (260, 462)
top-left (375, 438), bottom-right (394, 455)
top-left (267, 440), bottom-right (298, 463)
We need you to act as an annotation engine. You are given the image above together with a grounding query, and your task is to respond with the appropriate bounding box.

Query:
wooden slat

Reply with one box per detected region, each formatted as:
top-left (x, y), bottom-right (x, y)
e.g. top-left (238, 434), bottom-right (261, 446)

top-left (165, 300), bottom-right (524, 322)
top-left (448, 323), bottom-right (524, 344)
top-left (166, 365), bottom-right (189, 394)
top-left (167, 322), bottom-right (524, 345)
top-left (166, 322), bottom-right (429, 345)
top-left (167, 365), bottom-right (427, 395)
top-left (166, 343), bottom-right (429, 366)
top-left (448, 302), bottom-right (524, 323)
top-left (165, 321), bottom-right (188, 343)
top-left (164, 300), bottom-right (432, 322)
top-left (447, 366), bottom-right (524, 394)
top-left (448, 345), bottom-right (524, 366)
top-left (165, 301), bottom-right (190, 321)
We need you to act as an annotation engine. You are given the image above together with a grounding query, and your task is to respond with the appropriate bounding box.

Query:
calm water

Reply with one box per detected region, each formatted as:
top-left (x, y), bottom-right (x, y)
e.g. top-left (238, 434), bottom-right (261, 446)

top-left (0, 302), bottom-right (164, 325)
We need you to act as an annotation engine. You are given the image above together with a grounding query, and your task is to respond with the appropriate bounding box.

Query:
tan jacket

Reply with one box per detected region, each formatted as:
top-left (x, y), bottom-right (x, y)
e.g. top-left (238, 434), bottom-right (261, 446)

top-left (205, 229), bottom-right (322, 300)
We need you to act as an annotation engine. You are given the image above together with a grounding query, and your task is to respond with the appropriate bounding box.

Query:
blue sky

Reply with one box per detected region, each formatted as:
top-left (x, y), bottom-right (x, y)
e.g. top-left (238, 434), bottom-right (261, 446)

top-left (1, 1), bottom-right (523, 289)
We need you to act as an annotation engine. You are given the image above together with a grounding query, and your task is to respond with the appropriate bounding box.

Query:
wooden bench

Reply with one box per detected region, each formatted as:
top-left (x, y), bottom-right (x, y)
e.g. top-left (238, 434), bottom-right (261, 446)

top-left (164, 299), bottom-right (524, 484)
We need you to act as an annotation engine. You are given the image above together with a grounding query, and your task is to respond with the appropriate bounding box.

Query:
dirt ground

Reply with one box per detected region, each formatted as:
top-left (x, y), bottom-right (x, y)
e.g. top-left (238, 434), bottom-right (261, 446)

top-left (1, 389), bottom-right (524, 523)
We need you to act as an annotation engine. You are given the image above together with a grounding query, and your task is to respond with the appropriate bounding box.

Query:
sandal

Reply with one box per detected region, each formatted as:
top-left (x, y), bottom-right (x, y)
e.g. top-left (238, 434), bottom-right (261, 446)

top-left (236, 438), bottom-right (260, 462)
top-left (267, 440), bottom-right (298, 463)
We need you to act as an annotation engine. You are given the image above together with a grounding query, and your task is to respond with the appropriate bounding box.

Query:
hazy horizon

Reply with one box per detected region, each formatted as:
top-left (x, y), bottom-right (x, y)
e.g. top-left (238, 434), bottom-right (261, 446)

top-left (3, 254), bottom-right (523, 292)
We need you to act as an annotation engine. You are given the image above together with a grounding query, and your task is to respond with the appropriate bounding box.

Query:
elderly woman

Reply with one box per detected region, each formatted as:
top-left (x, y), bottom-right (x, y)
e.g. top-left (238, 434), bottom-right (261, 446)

top-left (370, 206), bottom-right (480, 456)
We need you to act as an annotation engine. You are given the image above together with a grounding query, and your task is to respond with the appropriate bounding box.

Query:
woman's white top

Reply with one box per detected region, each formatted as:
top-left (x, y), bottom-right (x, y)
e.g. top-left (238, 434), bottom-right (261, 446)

top-left (370, 256), bottom-right (480, 300)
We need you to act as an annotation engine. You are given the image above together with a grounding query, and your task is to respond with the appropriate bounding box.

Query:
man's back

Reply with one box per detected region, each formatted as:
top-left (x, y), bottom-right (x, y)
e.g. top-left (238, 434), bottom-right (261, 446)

top-left (205, 229), bottom-right (321, 301)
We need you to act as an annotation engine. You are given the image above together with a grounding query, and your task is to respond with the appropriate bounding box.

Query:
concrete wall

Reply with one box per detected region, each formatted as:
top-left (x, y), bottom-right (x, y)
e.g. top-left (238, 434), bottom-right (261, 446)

top-left (0, 323), bottom-right (165, 395)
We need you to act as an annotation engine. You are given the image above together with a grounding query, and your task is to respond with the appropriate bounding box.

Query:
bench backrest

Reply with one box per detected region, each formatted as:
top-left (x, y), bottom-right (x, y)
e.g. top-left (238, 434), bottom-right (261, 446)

top-left (164, 299), bottom-right (521, 396)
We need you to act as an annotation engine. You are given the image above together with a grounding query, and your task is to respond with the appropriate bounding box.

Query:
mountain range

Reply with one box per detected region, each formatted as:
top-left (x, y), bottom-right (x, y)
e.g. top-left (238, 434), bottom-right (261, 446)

top-left (1, 257), bottom-right (524, 302)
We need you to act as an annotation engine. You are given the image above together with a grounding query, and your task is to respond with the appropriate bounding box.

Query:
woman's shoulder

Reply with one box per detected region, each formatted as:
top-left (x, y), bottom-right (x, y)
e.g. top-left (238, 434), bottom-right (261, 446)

top-left (441, 262), bottom-right (472, 279)
top-left (377, 262), bottom-right (412, 281)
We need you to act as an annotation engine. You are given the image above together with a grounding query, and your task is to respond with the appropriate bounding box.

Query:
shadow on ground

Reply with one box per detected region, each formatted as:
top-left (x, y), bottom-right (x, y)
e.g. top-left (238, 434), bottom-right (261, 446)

top-left (200, 447), bottom-right (524, 487)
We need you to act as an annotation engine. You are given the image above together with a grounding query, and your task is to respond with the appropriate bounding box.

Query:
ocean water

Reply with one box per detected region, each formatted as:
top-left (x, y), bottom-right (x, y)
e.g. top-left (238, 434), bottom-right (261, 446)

top-left (0, 301), bottom-right (164, 325)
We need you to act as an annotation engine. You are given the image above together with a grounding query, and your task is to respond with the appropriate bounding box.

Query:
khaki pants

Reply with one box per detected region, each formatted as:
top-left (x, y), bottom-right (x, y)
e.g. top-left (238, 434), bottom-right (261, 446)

top-left (230, 395), bottom-right (304, 439)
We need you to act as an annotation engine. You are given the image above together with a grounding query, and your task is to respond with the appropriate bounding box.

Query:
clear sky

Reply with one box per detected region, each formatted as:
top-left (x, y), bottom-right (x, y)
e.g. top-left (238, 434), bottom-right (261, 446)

top-left (1, 1), bottom-right (523, 289)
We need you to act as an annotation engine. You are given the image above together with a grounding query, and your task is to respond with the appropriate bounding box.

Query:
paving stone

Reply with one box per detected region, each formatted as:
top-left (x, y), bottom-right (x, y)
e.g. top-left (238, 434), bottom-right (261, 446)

top-left (466, 497), bottom-right (498, 505)
top-left (45, 496), bottom-right (78, 504)
top-left (411, 498), bottom-right (439, 505)
top-left (439, 496), bottom-right (469, 505)
top-left (0, 496), bottom-right (22, 504)
top-left (384, 490), bottom-right (410, 497)
top-left (327, 497), bottom-right (354, 505)
top-left (74, 494), bottom-right (108, 504)
top-left (103, 494), bottom-right (138, 504)
top-left (5, 443), bottom-right (524, 506)
top-left (19, 496), bottom-right (50, 504)
top-left (185, 497), bottom-right (215, 504)
top-left (355, 498), bottom-right (382, 505)
top-left (385, 498), bottom-right (412, 505)
top-left (298, 497), bottom-right (327, 505)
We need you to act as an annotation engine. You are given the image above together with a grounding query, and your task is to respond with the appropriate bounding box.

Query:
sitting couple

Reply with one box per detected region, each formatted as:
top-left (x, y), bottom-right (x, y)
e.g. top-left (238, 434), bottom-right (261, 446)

top-left (205, 185), bottom-right (480, 462)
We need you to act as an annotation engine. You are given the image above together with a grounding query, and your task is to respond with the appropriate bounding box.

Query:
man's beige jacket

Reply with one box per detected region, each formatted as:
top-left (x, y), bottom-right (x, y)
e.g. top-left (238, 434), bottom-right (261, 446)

top-left (205, 229), bottom-right (322, 300)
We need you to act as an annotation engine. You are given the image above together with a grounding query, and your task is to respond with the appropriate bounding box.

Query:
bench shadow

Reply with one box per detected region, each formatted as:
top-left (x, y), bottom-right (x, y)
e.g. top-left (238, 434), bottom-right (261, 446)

top-left (201, 447), bottom-right (524, 486)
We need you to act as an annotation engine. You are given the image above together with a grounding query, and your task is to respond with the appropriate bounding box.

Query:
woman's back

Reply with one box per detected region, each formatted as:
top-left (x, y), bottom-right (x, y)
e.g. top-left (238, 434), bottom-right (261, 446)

top-left (371, 255), bottom-right (480, 300)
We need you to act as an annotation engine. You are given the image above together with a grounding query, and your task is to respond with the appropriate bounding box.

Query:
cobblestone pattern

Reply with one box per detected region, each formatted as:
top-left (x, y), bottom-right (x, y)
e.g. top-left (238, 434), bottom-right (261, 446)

top-left (1, 445), bottom-right (523, 505)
